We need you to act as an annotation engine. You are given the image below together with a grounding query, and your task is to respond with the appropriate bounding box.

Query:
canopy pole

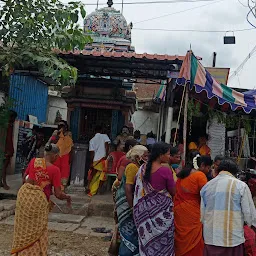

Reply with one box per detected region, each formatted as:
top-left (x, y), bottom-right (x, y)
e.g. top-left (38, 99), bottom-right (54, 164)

top-left (183, 85), bottom-right (189, 162)
top-left (157, 104), bottom-right (164, 141)
top-left (237, 116), bottom-right (241, 157)
top-left (174, 81), bottom-right (187, 145)
top-left (165, 79), bottom-right (175, 144)
top-left (165, 107), bottom-right (173, 144)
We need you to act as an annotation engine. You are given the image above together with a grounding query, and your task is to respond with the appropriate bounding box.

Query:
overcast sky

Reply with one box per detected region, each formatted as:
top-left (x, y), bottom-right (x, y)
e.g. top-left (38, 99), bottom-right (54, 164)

top-left (72, 0), bottom-right (256, 89)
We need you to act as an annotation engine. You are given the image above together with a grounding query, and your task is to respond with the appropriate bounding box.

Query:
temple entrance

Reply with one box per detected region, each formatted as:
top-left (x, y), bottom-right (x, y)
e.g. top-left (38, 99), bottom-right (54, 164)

top-left (80, 108), bottom-right (112, 140)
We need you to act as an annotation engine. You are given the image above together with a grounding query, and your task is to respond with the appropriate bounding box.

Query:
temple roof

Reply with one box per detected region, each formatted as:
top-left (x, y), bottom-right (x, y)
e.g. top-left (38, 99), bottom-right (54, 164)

top-left (57, 49), bottom-right (187, 61)
top-left (84, 6), bottom-right (132, 43)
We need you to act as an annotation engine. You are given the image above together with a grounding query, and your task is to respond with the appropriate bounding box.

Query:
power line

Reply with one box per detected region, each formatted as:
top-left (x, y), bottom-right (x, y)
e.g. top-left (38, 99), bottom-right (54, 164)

top-left (229, 45), bottom-right (256, 81)
top-left (246, 0), bottom-right (256, 29)
top-left (81, 0), bottom-right (219, 5)
top-left (133, 27), bottom-right (256, 33)
top-left (237, 0), bottom-right (248, 7)
top-left (134, 0), bottom-right (224, 24)
top-left (0, 0), bottom-right (217, 7)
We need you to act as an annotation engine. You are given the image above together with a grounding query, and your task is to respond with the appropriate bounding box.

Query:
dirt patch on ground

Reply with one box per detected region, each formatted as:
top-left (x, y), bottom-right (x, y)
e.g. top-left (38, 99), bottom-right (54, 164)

top-left (0, 224), bottom-right (110, 256)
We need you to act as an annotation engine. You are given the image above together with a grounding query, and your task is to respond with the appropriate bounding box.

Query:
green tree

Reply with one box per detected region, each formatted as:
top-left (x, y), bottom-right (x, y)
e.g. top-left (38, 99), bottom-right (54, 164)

top-left (0, 0), bottom-right (91, 174)
top-left (0, 0), bottom-right (92, 84)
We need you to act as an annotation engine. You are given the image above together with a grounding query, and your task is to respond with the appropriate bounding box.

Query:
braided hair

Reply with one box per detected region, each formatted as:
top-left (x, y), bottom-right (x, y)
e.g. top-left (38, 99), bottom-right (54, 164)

top-left (177, 155), bottom-right (212, 179)
top-left (144, 142), bottom-right (171, 181)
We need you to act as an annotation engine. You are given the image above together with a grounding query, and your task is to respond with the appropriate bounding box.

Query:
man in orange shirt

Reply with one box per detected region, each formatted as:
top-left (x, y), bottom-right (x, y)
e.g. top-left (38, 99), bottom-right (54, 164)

top-left (188, 135), bottom-right (211, 157)
top-left (198, 135), bottom-right (211, 156)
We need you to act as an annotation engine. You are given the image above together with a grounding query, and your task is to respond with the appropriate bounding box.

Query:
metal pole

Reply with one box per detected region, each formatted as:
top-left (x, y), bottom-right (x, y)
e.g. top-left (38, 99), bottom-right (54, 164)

top-left (159, 105), bottom-right (164, 141)
top-left (212, 52), bottom-right (217, 67)
top-left (237, 116), bottom-right (241, 157)
top-left (157, 104), bottom-right (162, 141)
top-left (164, 78), bottom-right (175, 144)
top-left (183, 85), bottom-right (189, 161)
top-left (165, 107), bottom-right (173, 144)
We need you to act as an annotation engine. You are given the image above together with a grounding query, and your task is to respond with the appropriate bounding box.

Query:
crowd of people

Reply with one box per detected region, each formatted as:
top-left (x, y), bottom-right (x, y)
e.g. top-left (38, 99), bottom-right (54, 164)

top-left (86, 126), bottom-right (157, 197)
top-left (6, 120), bottom-right (256, 255)
top-left (2, 112), bottom-right (74, 193)
top-left (107, 141), bottom-right (256, 256)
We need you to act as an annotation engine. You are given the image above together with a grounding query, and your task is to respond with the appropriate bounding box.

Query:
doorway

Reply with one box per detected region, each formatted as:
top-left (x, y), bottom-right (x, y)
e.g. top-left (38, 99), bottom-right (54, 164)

top-left (80, 108), bottom-right (112, 140)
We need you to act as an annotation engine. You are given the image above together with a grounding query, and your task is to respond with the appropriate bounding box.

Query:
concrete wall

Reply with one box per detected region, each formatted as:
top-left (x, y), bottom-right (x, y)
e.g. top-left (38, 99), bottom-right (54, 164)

top-left (207, 118), bottom-right (226, 160)
top-left (132, 110), bottom-right (159, 135)
top-left (47, 96), bottom-right (67, 125)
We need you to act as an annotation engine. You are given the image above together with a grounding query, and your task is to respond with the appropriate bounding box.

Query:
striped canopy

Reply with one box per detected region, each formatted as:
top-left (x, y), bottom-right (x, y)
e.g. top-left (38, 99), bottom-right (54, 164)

top-left (154, 82), bottom-right (166, 103)
top-left (176, 51), bottom-right (256, 114)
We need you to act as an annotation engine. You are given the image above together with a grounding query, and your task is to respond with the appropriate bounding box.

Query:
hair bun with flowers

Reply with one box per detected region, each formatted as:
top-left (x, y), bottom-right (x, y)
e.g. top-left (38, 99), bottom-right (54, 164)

top-left (193, 154), bottom-right (200, 170)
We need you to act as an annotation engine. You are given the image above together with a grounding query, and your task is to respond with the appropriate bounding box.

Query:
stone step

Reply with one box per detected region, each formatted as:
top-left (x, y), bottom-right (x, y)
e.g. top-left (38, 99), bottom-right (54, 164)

top-left (0, 214), bottom-right (85, 227)
top-left (48, 213), bottom-right (86, 224)
top-left (0, 200), bottom-right (16, 221)
top-left (0, 209), bottom-right (15, 221)
top-left (0, 199), bottom-right (16, 220)
top-left (0, 215), bottom-right (15, 226)
top-left (1, 215), bottom-right (115, 239)
top-left (0, 199), bottom-right (16, 212)
top-left (48, 222), bottom-right (80, 232)
top-left (50, 194), bottom-right (115, 218)
top-left (50, 199), bottom-right (89, 216)
top-left (74, 216), bottom-right (114, 237)
top-left (50, 194), bottom-right (91, 204)
top-left (88, 200), bottom-right (114, 218)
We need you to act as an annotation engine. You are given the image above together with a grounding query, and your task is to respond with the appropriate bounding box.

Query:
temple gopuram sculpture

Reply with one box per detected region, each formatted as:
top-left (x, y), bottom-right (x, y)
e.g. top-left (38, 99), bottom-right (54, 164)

top-left (84, 0), bottom-right (134, 52)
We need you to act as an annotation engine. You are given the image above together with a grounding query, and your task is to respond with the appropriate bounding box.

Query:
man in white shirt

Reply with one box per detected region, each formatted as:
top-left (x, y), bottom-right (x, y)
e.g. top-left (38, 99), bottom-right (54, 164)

top-left (87, 125), bottom-right (111, 197)
top-left (201, 158), bottom-right (256, 256)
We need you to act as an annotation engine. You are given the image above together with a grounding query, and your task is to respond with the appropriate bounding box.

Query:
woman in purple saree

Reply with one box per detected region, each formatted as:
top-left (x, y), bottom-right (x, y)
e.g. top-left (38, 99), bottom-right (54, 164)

top-left (133, 142), bottom-right (176, 256)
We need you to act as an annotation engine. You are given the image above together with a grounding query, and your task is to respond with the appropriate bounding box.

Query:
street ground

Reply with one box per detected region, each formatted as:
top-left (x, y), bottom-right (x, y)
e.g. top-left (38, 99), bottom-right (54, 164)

top-left (0, 174), bottom-right (114, 256)
top-left (0, 224), bottom-right (110, 256)
top-left (1, 175), bottom-right (256, 255)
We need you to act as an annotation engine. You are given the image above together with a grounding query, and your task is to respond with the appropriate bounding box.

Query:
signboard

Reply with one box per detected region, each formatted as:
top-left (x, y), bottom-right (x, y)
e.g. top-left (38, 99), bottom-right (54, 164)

top-left (28, 115), bottom-right (38, 124)
top-left (206, 67), bottom-right (230, 85)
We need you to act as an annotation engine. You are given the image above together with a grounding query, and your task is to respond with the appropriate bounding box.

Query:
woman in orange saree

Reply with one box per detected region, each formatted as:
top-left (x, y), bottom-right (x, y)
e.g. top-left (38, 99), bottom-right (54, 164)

top-left (174, 155), bottom-right (212, 256)
top-left (49, 121), bottom-right (73, 190)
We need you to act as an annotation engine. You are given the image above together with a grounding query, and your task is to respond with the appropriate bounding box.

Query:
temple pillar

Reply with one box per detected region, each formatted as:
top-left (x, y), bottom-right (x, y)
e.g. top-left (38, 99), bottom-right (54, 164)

top-left (70, 107), bottom-right (80, 142)
top-left (111, 110), bottom-right (118, 140)
top-left (68, 107), bottom-right (88, 193)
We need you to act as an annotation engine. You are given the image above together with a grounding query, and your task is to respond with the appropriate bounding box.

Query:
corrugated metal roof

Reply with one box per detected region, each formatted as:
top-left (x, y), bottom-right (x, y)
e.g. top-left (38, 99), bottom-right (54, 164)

top-left (9, 74), bottom-right (48, 123)
top-left (56, 49), bottom-right (192, 61)
top-left (135, 83), bottom-right (161, 100)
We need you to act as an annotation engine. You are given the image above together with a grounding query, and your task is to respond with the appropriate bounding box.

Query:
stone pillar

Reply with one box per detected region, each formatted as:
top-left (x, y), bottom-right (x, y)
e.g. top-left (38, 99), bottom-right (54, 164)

top-left (68, 143), bottom-right (88, 194)
top-left (111, 110), bottom-right (118, 140)
top-left (70, 107), bottom-right (80, 142)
